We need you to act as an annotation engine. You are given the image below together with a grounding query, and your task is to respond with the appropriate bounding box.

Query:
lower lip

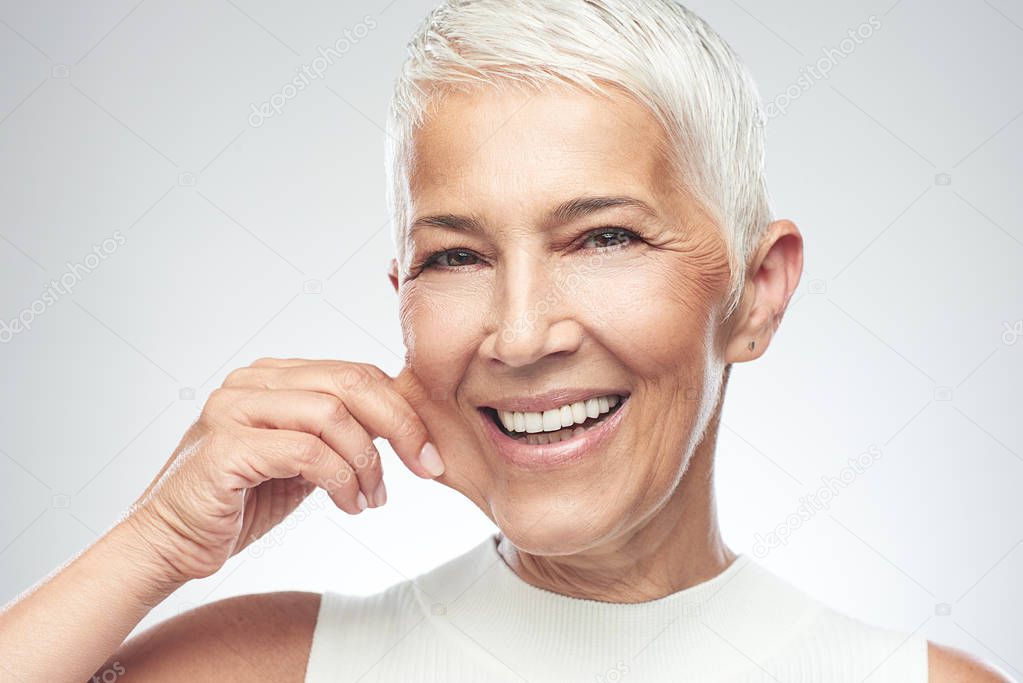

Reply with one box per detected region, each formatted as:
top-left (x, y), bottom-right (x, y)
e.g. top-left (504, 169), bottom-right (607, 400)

top-left (478, 399), bottom-right (629, 469)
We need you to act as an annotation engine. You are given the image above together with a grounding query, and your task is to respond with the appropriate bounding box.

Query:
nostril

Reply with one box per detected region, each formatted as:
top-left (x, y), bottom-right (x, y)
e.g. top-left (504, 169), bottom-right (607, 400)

top-left (482, 318), bottom-right (585, 369)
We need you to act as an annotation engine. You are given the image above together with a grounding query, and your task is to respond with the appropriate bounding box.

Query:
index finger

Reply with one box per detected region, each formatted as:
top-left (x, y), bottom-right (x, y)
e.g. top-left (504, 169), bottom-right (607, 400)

top-left (225, 362), bottom-right (443, 479)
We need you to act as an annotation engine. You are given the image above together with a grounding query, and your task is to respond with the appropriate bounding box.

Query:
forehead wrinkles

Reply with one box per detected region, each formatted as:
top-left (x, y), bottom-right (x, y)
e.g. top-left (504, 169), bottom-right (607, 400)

top-left (400, 83), bottom-right (723, 277)
top-left (415, 81), bottom-right (666, 169)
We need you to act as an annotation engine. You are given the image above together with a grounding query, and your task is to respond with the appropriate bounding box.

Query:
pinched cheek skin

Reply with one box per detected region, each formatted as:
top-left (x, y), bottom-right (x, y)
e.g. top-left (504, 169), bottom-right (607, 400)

top-left (398, 279), bottom-right (489, 382)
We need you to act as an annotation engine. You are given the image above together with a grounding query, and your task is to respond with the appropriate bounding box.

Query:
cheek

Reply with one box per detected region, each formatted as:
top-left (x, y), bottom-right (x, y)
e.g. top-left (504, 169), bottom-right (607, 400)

top-left (399, 279), bottom-right (489, 390)
top-left (569, 253), bottom-right (723, 376)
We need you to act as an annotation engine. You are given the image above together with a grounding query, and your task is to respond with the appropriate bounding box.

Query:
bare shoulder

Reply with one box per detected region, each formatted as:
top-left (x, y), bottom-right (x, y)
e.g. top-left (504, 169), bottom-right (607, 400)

top-left (97, 591), bottom-right (322, 682)
top-left (928, 641), bottom-right (1015, 682)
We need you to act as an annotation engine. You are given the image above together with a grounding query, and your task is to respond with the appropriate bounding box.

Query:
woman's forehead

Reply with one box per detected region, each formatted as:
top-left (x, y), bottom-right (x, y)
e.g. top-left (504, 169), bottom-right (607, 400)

top-left (408, 83), bottom-right (678, 212)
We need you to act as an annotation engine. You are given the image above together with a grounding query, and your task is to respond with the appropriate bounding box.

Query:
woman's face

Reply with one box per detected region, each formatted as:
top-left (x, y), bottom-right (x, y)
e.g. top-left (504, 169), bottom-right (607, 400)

top-left (393, 83), bottom-right (737, 554)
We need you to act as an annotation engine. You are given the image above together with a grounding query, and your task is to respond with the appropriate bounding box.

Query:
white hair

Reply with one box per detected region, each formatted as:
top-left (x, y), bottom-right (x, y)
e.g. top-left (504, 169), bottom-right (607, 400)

top-left (385, 0), bottom-right (773, 321)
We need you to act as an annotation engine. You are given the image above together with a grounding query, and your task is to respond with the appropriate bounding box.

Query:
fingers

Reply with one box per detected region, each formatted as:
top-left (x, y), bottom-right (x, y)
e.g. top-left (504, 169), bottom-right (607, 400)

top-left (228, 426), bottom-right (366, 515)
top-left (209, 387), bottom-right (385, 508)
top-left (222, 363), bottom-right (442, 479)
top-left (393, 365), bottom-right (447, 478)
top-left (248, 357), bottom-right (336, 368)
top-left (392, 364), bottom-right (431, 410)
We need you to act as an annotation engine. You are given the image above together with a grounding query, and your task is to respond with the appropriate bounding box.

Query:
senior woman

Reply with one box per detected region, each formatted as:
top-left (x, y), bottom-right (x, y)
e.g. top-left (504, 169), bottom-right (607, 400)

top-left (0, 1), bottom-right (1010, 681)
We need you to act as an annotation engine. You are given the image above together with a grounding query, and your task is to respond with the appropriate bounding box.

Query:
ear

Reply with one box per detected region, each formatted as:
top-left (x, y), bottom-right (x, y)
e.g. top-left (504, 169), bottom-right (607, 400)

top-left (724, 219), bottom-right (803, 364)
top-left (388, 258), bottom-right (400, 294)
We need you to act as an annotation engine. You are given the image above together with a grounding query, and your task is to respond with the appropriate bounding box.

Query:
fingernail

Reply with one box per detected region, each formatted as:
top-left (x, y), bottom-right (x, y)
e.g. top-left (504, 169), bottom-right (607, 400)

top-left (418, 442), bottom-right (445, 477)
top-left (373, 479), bottom-right (387, 507)
top-left (356, 491), bottom-right (368, 512)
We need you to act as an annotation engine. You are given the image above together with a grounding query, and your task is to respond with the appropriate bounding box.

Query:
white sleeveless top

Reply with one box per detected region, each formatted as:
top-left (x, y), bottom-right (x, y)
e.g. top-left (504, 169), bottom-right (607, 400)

top-left (305, 534), bottom-right (928, 681)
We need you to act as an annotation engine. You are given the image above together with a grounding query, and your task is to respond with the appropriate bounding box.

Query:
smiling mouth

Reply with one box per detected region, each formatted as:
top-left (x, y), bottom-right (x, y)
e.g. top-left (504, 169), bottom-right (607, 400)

top-left (481, 394), bottom-right (627, 446)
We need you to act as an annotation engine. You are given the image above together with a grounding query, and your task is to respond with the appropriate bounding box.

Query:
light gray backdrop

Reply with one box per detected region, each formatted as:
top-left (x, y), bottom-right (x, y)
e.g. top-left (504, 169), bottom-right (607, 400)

top-left (1, 0), bottom-right (1021, 675)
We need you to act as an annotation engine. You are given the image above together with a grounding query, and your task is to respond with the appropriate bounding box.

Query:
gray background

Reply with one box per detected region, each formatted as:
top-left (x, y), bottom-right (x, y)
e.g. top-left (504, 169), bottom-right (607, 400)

top-left (1, 0), bottom-right (1020, 675)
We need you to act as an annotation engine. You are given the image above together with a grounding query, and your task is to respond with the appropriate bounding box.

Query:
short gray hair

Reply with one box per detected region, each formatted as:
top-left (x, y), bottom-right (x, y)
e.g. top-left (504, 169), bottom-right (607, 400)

top-left (385, 0), bottom-right (773, 320)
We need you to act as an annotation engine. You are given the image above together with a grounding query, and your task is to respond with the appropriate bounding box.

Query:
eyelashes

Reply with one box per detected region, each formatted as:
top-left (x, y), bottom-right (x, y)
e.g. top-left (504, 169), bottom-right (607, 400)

top-left (423, 248), bottom-right (481, 270)
top-left (417, 227), bottom-right (642, 274)
top-left (579, 227), bottom-right (637, 250)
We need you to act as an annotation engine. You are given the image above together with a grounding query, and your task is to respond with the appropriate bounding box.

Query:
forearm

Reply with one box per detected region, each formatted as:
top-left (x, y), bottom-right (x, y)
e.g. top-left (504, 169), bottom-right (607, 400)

top-left (0, 518), bottom-right (185, 682)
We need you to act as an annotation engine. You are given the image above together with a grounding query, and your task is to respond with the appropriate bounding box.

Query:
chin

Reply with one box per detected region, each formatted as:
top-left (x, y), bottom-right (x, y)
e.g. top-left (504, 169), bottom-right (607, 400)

top-left (490, 497), bottom-right (623, 556)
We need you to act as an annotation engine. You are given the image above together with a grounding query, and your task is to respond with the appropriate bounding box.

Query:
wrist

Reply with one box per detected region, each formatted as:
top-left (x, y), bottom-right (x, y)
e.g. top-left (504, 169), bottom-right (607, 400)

top-left (102, 515), bottom-right (191, 607)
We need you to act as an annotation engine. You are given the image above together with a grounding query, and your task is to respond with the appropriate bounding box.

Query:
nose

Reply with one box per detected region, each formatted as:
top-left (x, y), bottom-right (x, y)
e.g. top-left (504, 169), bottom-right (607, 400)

top-left (478, 252), bottom-right (584, 368)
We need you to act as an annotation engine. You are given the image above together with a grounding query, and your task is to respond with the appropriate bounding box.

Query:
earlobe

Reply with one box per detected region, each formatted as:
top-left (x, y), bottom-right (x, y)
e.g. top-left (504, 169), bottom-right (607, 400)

top-left (723, 281), bottom-right (770, 365)
top-left (722, 219), bottom-right (803, 365)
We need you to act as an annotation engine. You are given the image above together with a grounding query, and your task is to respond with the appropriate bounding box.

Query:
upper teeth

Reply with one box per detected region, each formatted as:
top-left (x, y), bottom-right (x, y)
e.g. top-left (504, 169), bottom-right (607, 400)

top-left (498, 395), bottom-right (621, 434)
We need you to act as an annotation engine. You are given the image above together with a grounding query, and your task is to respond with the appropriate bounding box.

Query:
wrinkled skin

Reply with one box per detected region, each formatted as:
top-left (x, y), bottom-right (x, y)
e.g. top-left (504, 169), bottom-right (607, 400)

top-left (389, 81), bottom-right (802, 599)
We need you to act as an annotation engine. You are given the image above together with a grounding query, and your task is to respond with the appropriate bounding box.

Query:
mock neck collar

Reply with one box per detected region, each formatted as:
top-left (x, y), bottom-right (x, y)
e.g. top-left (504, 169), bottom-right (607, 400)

top-left (410, 533), bottom-right (822, 681)
top-left (489, 533), bottom-right (750, 608)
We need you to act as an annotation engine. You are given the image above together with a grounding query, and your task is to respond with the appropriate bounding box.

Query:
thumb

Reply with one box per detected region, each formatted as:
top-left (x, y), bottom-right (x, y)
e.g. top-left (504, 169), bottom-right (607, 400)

top-left (393, 363), bottom-right (432, 409)
top-left (391, 364), bottom-right (450, 479)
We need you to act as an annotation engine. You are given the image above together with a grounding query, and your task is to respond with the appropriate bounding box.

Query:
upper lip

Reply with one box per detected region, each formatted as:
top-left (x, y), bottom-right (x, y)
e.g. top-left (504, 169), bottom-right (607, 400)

top-left (479, 388), bottom-right (629, 413)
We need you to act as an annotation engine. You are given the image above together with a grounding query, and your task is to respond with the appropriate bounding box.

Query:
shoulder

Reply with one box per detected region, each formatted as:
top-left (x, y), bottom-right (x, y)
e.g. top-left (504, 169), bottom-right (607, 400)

top-left (927, 641), bottom-right (1014, 682)
top-left (736, 561), bottom-right (926, 678)
top-left (101, 591), bottom-right (321, 682)
top-left (739, 562), bottom-right (1011, 681)
top-left (304, 581), bottom-right (427, 679)
top-left (792, 606), bottom-right (1010, 681)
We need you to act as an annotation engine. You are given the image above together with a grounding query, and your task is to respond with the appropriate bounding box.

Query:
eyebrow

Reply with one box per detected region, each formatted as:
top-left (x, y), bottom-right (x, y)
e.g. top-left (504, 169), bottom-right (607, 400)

top-left (410, 195), bottom-right (659, 235)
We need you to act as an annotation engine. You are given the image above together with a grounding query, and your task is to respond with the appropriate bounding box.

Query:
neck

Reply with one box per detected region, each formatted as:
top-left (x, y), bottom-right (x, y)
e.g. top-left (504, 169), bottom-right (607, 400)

top-left (496, 390), bottom-right (734, 604)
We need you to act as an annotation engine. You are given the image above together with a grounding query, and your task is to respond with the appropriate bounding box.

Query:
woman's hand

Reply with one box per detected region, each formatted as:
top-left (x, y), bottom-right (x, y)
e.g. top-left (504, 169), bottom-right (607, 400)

top-left (0, 357), bottom-right (445, 683)
top-left (125, 357), bottom-right (443, 584)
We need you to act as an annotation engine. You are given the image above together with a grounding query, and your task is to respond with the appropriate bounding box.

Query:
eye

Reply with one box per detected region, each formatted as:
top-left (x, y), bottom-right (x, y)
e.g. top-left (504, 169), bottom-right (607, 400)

top-left (424, 248), bottom-right (482, 270)
top-left (581, 227), bottom-right (637, 250)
